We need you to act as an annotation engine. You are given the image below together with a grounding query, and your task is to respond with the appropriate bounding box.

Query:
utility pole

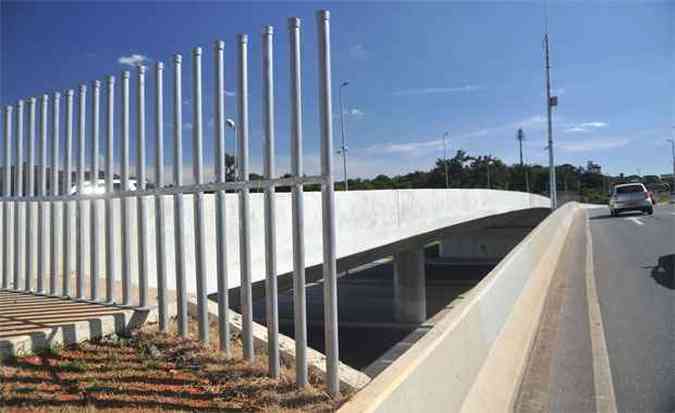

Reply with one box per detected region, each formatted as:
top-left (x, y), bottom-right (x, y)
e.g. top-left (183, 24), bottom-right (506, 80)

top-left (442, 131), bottom-right (449, 188)
top-left (338, 81), bottom-right (349, 191)
top-left (517, 128), bottom-right (530, 192)
top-left (544, 33), bottom-right (558, 209)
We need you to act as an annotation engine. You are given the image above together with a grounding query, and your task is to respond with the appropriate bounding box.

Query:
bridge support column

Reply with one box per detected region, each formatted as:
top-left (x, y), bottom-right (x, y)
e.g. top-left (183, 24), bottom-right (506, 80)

top-left (393, 248), bottom-right (426, 323)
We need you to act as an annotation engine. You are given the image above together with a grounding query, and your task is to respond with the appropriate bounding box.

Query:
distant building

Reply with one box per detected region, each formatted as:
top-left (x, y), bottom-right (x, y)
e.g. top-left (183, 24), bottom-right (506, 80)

top-left (586, 161), bottom-right (602, 174)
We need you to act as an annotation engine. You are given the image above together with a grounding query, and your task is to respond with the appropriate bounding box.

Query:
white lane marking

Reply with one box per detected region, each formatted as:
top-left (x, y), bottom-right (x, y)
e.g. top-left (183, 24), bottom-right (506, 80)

top-left (585, 213), bottom-right (618, 413)
top-left (627, 217), bottom-right (644, 226)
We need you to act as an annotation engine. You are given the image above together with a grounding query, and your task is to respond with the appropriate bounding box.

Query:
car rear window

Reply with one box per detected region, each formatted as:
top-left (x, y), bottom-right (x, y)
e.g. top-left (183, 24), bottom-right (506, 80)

top-left (616, 185), bottom-right (644, 194)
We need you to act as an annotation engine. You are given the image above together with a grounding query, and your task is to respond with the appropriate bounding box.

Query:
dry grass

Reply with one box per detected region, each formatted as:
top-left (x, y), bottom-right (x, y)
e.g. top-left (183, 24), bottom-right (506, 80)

top-left (0, 318), bottom-right (345, 412)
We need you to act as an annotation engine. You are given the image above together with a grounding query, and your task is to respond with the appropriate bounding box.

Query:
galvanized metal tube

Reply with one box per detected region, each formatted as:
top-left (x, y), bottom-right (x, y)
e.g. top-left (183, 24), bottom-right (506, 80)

top-left (49, 92), bottom-right (60, 296)
top-left (193, 47), bottom-right (208, 343)
top-left (137, 66), bottom-right (149, 308)
top-left (154, 62), bottom-right (168, 329)
top-left (317, 9), bottom-right (340, 397)
top-left (13, 100), bottom-right (26, 290)
top-left (37, 95), bottom-right (49, 294)
top-left (24, 98), bottom-right (36, 291)
top-left (91, 80), bottom-right (101, 301)
top-left (173, 54), bottom-right (188, 336)
top-left (262, 25), bottom-right (280, 378)
top-left (76, 85), bottom-right (86, 299)
top-left (214, 40), bottom-right (230, 354)
top-left (120, 71), bottom-right (132, 306)
top-left (289, 17), bottom-right (308, 387)
top-left (238, 33), bottom-right (254, 362)
top-left (63, 89), bottom-right (74, 297)
top-left (2, 106), bottom-right (12, 290)
top-left (105, 75), bottom-right (115, 303)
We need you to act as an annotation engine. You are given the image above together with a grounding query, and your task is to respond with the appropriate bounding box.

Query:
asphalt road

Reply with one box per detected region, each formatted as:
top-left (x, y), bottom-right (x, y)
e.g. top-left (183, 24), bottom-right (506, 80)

top-left (589, 204), bottom-right (675, 412)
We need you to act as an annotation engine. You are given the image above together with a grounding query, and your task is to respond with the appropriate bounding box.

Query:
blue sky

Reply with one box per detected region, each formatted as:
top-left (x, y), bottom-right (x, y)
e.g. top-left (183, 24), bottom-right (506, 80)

top-left (1, 1), bottom-right (673, 180)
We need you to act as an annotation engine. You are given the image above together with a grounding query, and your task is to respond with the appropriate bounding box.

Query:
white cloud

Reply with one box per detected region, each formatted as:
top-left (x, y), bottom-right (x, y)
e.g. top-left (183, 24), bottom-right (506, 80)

top-left (224, 90), bottom-right (236, 97)
top-left (345, 108), bottom-right (364, 118)
top-left (392, 85), bottom-right (481, 96)
top-left (349, 44), bottom-right (367, 60)
top-left (118, 53), bottom-right (150, 67)
top-left (559, 137), bottom-right (629, 152)
top-left (564, 121), bottom-right (608, 133)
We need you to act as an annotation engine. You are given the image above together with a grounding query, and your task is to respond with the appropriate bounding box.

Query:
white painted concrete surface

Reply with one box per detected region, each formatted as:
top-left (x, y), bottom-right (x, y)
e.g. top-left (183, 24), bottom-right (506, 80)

top-left (6, 189), bottom-right (548, 300)
top-left (338, 202), bottom-right (580, 413)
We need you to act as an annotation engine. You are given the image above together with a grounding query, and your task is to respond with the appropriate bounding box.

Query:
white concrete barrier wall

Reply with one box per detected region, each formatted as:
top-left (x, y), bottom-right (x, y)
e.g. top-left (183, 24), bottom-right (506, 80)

top-left (338, 202), bottom-right (580, 413)
top-left (6, 189), bottom-right (548, 298)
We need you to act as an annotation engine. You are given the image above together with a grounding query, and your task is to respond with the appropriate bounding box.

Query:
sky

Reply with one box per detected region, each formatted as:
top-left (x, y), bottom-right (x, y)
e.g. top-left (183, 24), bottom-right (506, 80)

top-left (1, 1), bottom-right (673, 181)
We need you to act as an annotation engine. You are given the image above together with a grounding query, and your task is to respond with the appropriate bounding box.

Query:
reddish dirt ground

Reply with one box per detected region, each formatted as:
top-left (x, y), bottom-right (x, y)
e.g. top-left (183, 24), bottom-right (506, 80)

top-left (0, 319), bottom-right (345, 412)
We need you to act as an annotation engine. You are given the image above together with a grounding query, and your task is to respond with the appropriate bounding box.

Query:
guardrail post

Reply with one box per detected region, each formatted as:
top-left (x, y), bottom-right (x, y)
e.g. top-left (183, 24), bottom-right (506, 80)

top-left (317, 9), bottom-right (340, 397)
top-left (25, 98), bottom-right (36, 291)
top-left (262, 25), bottom-right (280, 378)
top-left (214, 40), bottom-right (230, 354)
top-left (76, 85), bottom-right (86, 300)
top-left (193, 47), bottom-right (208, 343)
top-left (173, 54), bottom-right (188, 336)
top-left (289, 16), bottom-right (308, 387)
top-left (63, 89), bottom-right (74, 297)
top-left (105, 75), bottom-right (115, 304)
top-left (238, 33), bottom-right (254, 362)
top-left (155, 62), bottom-right (168, 329)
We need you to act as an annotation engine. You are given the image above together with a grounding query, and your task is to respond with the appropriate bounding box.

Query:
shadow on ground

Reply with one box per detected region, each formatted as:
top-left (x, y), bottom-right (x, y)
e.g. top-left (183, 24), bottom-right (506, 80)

top-left (650, 254), bottom-right (675, 290)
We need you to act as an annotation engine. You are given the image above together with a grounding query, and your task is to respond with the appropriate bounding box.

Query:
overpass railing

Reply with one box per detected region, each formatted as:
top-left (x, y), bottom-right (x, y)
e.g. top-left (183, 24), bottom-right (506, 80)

top-left (0, 10), bottom-right (341, 396)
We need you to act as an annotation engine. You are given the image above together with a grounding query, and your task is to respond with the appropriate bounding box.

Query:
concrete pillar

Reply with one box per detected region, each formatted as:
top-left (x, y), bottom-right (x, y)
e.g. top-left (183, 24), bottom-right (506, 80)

top-left (394, 248), bottom-right (426, 323)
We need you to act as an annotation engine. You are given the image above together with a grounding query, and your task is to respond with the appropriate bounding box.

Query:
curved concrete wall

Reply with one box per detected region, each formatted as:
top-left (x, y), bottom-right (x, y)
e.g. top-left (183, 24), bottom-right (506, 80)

top-left (9, 189), bottom-right (548, 297)
top-left (338, 202), bottom-right (581, 413)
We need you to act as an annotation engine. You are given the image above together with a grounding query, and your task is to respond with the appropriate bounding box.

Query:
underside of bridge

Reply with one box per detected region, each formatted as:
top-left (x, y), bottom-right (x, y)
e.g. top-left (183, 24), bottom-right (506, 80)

top-left (227, 207), bottom-right (550, 376)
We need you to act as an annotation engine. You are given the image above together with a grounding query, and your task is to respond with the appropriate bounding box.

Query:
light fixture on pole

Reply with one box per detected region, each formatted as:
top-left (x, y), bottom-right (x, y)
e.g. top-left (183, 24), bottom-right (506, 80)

top-left (338, 81), bottom-right (350, 191)
top-left (442, 131), bottom-right (449, 188)
top-left (225, 118), bottom-right (237, 179)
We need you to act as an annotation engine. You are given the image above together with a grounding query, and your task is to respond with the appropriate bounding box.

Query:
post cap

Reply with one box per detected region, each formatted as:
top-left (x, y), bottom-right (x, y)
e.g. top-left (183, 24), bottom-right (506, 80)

top-left (156, 61), bottom-right (164, 70)
top-left (174, 53), bottom-right (182, 63)
top-left (122, 70), bottom-right (130, 79)
top-left (263, 25), bottom-right (274, 35)
top-left (66, 89), bottom-right (75, 97)
top-left (215, 40), bottom-right (225, 50)
top-left (288, 17), bottom-right (301, 29)
top-left (193, 47), bottom-right (202, 56)
top-left (238, 33), bottom-right (248, 43)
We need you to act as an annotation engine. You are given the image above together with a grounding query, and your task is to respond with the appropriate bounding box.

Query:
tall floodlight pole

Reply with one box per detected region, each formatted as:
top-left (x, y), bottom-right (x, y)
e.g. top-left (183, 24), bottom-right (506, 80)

top-left (668, 137), bottom-right (675, 193)
top-left (442, 131), bottom-right (449, 188)
top-left (517, 128), bottom-right (530, 192)
top-left (544, 33), bottom-right (558, 209)
top-left (338, 81), bottom-right (349, 191)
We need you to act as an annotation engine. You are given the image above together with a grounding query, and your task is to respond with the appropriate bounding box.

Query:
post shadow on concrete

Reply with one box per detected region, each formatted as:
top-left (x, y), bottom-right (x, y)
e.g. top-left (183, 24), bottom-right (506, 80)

top-left (649, 254), bottom-right (674, 290)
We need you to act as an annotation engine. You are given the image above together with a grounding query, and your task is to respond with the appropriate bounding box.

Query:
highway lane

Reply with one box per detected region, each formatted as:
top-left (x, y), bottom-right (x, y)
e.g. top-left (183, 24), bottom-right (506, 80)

top-left (589, 204), bottom-right (675, 412)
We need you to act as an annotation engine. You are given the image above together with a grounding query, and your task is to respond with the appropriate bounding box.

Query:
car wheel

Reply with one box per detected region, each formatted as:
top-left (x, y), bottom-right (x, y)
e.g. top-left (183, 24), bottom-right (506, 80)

top-left (648, 207), bottom-right (654, 215)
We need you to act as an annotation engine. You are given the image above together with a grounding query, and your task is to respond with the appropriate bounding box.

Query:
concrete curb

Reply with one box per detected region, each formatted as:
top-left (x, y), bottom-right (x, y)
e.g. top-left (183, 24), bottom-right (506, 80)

top-left (338, 203), bottom-right (582, 413)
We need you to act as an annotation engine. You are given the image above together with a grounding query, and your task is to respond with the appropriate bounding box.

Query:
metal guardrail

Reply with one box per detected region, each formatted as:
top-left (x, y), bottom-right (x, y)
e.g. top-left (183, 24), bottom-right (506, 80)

top-left (0, 10), bottom-right (340, 396)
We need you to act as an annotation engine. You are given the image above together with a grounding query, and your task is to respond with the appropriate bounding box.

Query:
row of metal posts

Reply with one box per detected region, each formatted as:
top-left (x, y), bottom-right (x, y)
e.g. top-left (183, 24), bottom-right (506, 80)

top-left (0, 9), bottom-right (339, 396)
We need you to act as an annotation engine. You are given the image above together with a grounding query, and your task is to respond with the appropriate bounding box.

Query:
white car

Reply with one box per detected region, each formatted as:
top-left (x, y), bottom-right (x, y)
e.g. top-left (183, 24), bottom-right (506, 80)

top-left (69, 179), bottom-right (137, 195)
top-left (609, 183), bottom-right (654, 216)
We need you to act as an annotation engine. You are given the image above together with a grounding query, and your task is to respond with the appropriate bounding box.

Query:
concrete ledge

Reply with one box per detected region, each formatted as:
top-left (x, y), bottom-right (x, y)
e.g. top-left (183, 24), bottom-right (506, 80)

top-left (338, 203), bottom-right (582, 413)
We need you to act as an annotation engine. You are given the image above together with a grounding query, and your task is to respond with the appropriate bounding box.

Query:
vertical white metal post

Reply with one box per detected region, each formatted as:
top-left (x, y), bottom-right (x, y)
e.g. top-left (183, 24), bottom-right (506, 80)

top-left (91, 80), bottom-right (101, 301)
top-left (173, 54), bottom-right (188, 336)
top-left (25, 98), bottom-right (36, 291)
top-left (238, 33), bottom-right (254, 362)
top-left (263, 25), bottom-right (280, 378)
top-left (63, 90), bottom-right (74, 297)
top-left (49, 92), bottom-right (60, 296)
top-left (289, 17), bottom-right (308, 387)
top-left (2, 106), bottom-right (11, 290)
top-left (155, 62), bottom-right (168, 329)
top-left (37, 95), bottom-right (49, 294)
top-left (120, 70), bottom-right (132, 306)
top-left (30, 95), bottom-right (43, 293)
top-left (76, 86), bottom-right (86, 299)
top-left (137, 66), bottom-right (149, 309)
top-left (214, 40), bottom-right (230, 354)
top-left (317, 9), bottom-right (340, 397)
top-left (14, 100), bottom-right (25, 291)
top-left (105, 75), bottom-right (115, 304)
top-left (193, 47), bottom-right (208, 343)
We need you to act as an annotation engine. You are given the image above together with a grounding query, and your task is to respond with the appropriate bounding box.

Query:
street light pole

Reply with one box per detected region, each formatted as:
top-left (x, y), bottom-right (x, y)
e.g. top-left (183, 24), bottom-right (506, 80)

top-left (667, 137), bottom-right (675, 193)
top-left (544, 33), bottom-right (558, 209)
top-left (442, 131), bottom-right (449, 188)
top-left (225, 118), bottom-right (237, 179)
top-left (338, 81), bottom-right (349, 191)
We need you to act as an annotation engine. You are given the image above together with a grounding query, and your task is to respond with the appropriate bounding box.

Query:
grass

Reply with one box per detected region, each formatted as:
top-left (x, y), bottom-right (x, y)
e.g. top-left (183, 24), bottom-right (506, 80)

top-left (0, 317), bottom-right (348, 412)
